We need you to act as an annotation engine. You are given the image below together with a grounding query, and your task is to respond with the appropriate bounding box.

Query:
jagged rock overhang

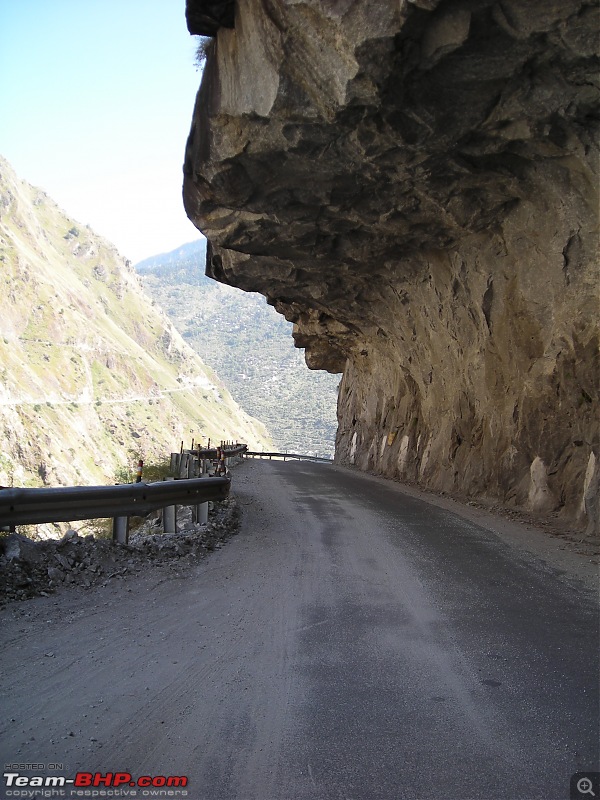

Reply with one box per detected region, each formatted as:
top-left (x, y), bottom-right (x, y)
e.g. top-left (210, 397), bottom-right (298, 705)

top-left (183, 0), bottom-right (599, 528)
top-left (186, 0), bottom-right (234, 36)
top-left (183, 0), bottom-right (598, 351)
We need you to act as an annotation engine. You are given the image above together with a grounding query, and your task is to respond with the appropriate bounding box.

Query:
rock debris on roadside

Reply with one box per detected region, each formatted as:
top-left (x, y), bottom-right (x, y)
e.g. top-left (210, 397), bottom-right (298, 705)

top-left (0, 497), bottom-right (240, 605)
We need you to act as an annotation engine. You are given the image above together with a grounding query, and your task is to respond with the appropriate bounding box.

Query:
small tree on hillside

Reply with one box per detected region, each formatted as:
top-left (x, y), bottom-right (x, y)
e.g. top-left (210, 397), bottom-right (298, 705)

top-left (194, 36), bottom-right (213, 71)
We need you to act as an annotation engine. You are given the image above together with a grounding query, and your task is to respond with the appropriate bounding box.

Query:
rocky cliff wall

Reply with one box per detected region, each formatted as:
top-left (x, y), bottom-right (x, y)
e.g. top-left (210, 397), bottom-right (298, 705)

top-left (183, 0), bottom-right (599, 532)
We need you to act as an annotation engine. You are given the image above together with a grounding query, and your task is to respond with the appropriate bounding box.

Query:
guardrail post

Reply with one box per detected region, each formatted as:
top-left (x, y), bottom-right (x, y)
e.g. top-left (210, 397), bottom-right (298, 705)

top-left (163, 477), bottom-right (177, 533)
top-left (112, 515), bottom-right (129, 544)
top-left (163, 503), bottom-right (176, 534)
top-left (179, 453), bottom-right (187, 479)
top-left (197, 501), bottom-right (208, 525)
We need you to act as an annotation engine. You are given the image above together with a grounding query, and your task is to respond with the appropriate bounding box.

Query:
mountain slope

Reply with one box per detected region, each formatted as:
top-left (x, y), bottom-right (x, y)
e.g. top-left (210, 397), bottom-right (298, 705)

top-left (136, 240), bottom-right (339, 458)
top-left (0, 156), bottom-right (272, 498)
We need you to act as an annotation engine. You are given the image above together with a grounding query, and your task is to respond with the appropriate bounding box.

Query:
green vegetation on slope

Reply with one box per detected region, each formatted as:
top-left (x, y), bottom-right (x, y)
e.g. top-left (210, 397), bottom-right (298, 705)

top-left (0, 156), bottom-right (272, 523)
top-left (136, 241), bottom-right (339, 458)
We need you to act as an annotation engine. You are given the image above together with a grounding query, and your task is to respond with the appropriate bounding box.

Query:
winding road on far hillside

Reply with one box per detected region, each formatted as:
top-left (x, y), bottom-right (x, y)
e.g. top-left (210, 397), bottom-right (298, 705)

top-left (1, 461), bottom-right (598, 800)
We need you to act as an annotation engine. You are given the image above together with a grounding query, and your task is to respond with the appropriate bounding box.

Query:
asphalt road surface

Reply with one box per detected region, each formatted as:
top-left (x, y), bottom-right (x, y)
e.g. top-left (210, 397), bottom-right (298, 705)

top-left (1, 460), bottom-right (598, 800)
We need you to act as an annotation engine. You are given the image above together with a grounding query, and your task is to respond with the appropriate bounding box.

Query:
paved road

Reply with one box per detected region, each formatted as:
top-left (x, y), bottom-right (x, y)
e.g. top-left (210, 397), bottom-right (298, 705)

top-left (1, 460), bottom-right (598, 800)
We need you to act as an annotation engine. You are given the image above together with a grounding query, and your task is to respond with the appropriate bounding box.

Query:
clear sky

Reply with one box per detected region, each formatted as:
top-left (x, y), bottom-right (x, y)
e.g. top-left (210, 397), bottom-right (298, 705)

top-left (0, 0), bottom-right (204, 262)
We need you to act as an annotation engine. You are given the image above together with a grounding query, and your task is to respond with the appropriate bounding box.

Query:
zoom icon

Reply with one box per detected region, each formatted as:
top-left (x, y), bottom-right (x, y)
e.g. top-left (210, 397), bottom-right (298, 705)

top-left (571, 772), bottom-right (600, 799)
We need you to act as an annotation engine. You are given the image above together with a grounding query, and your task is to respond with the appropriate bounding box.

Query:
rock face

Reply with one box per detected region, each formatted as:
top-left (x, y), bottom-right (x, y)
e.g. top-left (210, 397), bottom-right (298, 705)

top-left (183, 0), bottom-right (599, 532)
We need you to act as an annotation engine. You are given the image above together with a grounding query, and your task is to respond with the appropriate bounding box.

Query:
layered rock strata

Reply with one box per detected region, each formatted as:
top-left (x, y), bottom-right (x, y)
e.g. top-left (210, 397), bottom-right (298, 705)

top-left (183, 0), bottom-right (599, 532)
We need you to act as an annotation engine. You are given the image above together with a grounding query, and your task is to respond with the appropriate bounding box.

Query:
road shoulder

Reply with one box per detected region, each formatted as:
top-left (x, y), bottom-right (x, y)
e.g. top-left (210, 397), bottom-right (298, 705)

top-left (332, 463), bottom-right (599, 592)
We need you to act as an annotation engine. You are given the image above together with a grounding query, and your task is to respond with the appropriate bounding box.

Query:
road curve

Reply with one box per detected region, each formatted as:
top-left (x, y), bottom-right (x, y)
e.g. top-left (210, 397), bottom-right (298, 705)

top-left (0, 460), bottom-right (598, 800)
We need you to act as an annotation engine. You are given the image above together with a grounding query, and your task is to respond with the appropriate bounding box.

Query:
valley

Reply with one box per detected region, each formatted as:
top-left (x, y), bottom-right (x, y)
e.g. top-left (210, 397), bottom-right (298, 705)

top-left (137, 240), bottom-right (339, 459)
top-left (0, 156), bottom-right (272, 537)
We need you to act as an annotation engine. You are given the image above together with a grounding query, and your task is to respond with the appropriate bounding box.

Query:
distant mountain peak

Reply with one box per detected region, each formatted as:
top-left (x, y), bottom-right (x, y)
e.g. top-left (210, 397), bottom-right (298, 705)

top-left (135, 238), bottom-right (207, 273)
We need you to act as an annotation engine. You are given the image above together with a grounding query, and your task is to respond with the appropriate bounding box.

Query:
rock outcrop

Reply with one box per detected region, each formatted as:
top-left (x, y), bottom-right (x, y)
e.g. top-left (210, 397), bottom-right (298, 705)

top-left (183, 0), bottom-right (599, 532)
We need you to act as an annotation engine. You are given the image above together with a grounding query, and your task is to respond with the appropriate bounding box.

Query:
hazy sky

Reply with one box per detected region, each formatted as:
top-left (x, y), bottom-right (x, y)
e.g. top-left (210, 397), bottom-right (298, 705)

top-left (0, 0), bottom-right (204, 262)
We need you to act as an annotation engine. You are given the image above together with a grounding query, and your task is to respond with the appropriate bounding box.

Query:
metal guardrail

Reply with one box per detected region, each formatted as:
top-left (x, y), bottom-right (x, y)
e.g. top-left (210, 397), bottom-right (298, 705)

top-left (0, 476), bottom-right (230, 526)
top-left (171, 444), bottom-right (247, 478)
top-left (245, 451), bottom-right (333, 463)
top-left (196, 444), bottom-right (248, 459)
top-left (0, 443), bottom-right (330, 533)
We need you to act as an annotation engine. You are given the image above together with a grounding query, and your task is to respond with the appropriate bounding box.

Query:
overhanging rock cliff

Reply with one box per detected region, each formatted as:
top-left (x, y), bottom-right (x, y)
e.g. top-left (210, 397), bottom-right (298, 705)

top-left (183, 0), bottom-right (599, 532)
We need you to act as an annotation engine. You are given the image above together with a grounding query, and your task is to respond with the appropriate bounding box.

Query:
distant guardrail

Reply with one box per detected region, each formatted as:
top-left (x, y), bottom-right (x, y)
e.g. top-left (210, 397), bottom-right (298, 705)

top-left (171, 443), bottom-right (247, 477)
top-left (245, 451), bottom-right (333, 463)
